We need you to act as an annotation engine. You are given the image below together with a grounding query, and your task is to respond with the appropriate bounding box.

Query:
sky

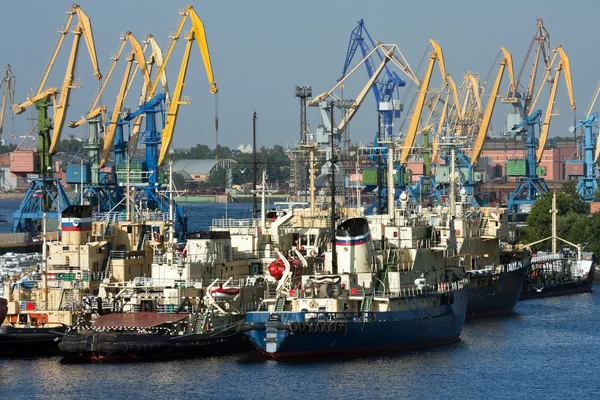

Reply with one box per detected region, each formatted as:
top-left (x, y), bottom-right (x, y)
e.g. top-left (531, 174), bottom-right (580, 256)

top-left (0, 0), bottom-right (597, 152)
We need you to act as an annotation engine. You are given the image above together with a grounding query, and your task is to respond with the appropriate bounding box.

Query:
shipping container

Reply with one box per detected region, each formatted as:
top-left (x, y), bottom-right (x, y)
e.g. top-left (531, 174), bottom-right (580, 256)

top-left (10, 150), bottom-right (38, 173)
top-left (362, 168), bottom-right (383, 185)
top-left (506, 159), bottom-right (526, 176)
top-left (536, 165), bottom-right (547, 177)
top-left (66, 162), bottom-right (91, 184)
top-left (565, 162), bottom-right (584, 176)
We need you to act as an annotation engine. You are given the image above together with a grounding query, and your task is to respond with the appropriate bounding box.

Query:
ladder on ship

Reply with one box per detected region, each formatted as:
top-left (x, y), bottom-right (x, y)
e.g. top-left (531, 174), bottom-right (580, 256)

top-left (59, 288), bottom-right (74, 311)
top-left (274, 296), bottom-right (286, 312)
top-left (360, 294), bottom-right (373, 312)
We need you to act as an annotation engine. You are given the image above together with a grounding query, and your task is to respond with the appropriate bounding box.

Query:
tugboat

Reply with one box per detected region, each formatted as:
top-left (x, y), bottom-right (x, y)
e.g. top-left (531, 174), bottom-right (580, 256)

top-left (519, 192), bottom-right (595, 300)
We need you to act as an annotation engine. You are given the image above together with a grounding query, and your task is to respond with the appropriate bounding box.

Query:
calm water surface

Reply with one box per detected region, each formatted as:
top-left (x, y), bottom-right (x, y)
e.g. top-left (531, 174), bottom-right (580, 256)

top-left (1, 201), bottom-right (599, 399)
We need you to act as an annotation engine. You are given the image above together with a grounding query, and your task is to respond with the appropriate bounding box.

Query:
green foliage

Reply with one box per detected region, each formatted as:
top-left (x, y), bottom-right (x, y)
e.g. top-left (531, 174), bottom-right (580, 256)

top-left (173, 144), bottom-right (290, 186)
top-left (522, 183), bottom-right (591, 252)
top-left (171, 172), bottom-right (186, 190)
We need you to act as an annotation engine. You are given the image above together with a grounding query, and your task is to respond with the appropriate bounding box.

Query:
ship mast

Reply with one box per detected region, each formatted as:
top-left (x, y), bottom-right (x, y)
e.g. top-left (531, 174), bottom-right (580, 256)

top-left (42, 211), bottom-right (48, 310)
top-left (329, 101), bottom-right (338, 274)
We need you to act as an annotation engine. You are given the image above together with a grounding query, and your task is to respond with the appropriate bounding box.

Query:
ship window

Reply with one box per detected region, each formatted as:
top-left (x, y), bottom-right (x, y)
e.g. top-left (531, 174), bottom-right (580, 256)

top-left (127, 227), bottom-right (133, 234)
top-left (98, 247), bottom-right (104, 254)
top-left (63, 246), bottom-right (69, 251)
top-left (128, 267), bottom-right (131, 274)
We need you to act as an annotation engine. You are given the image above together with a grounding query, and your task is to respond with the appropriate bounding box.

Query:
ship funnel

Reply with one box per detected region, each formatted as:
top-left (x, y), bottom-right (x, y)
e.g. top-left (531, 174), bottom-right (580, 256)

top-left (335, 217), bottom-right (372, 274)
top-left (61, 205), bottom-right (93, 245)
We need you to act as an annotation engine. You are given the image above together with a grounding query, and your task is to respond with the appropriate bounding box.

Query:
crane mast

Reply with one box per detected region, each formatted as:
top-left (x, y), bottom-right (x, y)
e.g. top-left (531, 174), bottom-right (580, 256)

top-left (0, 65), bottom-right (16, 143)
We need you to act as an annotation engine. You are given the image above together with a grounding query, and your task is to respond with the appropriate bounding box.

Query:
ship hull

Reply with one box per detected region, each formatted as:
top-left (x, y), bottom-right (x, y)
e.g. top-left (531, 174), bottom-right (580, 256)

top-left (0, 325), bottom-right (66, 357)
top-left (466, 260), bottom-right (529, 318)
top-left (59, 330), bottom-right (251, 362)
top-left (520, 261), bottom-right (595, 300)
top-left (244, 287), bottom-right (468, 359)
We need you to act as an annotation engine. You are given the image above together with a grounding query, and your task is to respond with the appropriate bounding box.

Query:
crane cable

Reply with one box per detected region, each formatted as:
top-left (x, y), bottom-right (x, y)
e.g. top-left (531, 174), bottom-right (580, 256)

top-left (215, 93), bottom-right (219, 163)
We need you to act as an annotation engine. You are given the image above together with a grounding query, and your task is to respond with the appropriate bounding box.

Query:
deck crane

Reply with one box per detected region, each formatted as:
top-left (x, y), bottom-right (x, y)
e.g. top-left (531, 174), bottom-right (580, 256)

top-left (10, 4), bottom-right (102, 234)
top-left (0, 65), bottom-right (16, 144)
top-left (507, 45), bottom-right (575, 215)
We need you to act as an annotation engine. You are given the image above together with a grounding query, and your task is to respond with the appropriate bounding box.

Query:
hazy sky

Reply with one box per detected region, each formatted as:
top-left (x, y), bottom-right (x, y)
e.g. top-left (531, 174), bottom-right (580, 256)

top-left (0, 0), bottom-right (597, 151)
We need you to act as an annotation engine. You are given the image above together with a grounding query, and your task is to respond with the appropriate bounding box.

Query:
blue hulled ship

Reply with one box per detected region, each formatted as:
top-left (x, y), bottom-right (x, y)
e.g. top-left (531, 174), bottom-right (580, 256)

top-left (244, 210), bottom-right (469, 359)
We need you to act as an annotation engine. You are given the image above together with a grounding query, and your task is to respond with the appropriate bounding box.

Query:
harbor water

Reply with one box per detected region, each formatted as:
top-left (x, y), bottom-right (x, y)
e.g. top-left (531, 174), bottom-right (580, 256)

top-left (1, 202), bottom-right (599, 399)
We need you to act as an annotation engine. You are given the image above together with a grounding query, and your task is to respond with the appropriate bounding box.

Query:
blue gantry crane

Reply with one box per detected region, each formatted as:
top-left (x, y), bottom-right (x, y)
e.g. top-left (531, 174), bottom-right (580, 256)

top-left (506, 44), bottom-right (575, 214)
top-left (340, 20), bottom-right (435, 213)
top-left (567, 113), bottom-right (598, 202)
top-left (506, 110), bottom-right (548, 213)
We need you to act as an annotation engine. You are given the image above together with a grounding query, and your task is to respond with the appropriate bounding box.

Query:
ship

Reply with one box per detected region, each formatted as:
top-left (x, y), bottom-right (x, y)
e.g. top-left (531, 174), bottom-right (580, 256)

top-left (520, 251), bottom-right (595, 300)
top-left (243, 194), bottom-right (470, 359)
top-left (1, 206), bottom-right (105, 356)
top-left (518, 192), bottom-right (595, 300)
top-left (430, 191), bottom-right (531, 318)
top-left (59, 170), bottom-right (271, 362)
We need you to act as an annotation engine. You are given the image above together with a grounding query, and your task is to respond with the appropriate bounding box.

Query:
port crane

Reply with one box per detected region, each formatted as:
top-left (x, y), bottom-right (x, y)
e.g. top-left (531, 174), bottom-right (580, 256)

top-left (567, 113), bottom-right (598, 202)
top-left (113, 5), bottom-right (218, 241)
top-left (507, 45), bottom-right (575, 215)
top-left (565, 82), bottom-right (600, 202)
top-left (442, 47), bottom-right (516, 207)
top-left (0, 65), bottom-right (16, 144)
top-left (338, 20), bottom-right (420, 211)
top-left (11, 4), bottom-right (102, 233)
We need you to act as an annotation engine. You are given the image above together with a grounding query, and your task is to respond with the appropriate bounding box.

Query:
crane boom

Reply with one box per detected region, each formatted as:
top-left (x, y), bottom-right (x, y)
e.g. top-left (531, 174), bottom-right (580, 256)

top-left (0, 65), bottom-right (16, 141)
top-left (157, 31), bottom-right (194, 166)
top-left (151, 6), bottom-right (217, 165)
top-left (336, 47), bottom-right (395, 134)
top-left (149, 5), bottom-right (217, 98)
top-left (399, 39), bottom-right (447, 165)
top-left (99, 32), bottom-right (150, 167)
top-left (536, 45), bottom-right (576, 163)
top-left (128, 34), bottom-right (171, 157)
top-left (470, 47), bottom-right (515, 166)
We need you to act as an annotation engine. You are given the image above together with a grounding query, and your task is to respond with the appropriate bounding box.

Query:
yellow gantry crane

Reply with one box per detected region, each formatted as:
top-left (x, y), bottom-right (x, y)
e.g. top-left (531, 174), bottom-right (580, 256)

top-left (400, 39), bottom-right (453, 165)
top-left (127, 34), bottom-right (171, 158)
top-left (98, 32), bottom-right (151, 167)
top-left (536, 45), bottom-right (576, 163)
top-left (0, 65), bottom-right (16, 143)
top-left (11, 4), bottom-right (102, 156)
top-left (140, 4), bottom-right (218, 166)
top-left (470, 47), bottom-right (516, 165)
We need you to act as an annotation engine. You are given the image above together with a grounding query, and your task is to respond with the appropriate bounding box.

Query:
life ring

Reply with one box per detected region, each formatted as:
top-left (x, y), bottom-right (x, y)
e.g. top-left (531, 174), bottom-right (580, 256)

top-left (309, 300), bottom-right (318, 309)
top-left (298, 322), bottom-right (306, 332)
top-left (324, 323), bottom-right (332, 333)
top-left (290, 322), bottom-right (299, 332)
top-left (72, 220), bottom-right (79, 227)
top-left (310, 249), bottom-right (317, 257)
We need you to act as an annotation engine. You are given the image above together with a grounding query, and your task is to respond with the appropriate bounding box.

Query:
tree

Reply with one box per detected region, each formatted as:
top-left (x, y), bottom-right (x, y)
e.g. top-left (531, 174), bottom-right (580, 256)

top-left (172, 172), bottom-right (186, 190)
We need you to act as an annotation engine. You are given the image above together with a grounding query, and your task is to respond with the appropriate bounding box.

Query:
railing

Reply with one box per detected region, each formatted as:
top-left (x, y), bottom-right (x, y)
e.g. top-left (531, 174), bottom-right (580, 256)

top-left (110, 250), bottom-right (127, 260)
top-left (211, 218), bottom-right (258, 230)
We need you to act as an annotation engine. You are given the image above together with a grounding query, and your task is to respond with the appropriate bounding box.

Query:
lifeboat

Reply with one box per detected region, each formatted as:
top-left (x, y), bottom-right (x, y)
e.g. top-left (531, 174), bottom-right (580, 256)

top-left (268, 258), bottom-right (303, 280)
top-left (210, 286), bottom-right (240, 300)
